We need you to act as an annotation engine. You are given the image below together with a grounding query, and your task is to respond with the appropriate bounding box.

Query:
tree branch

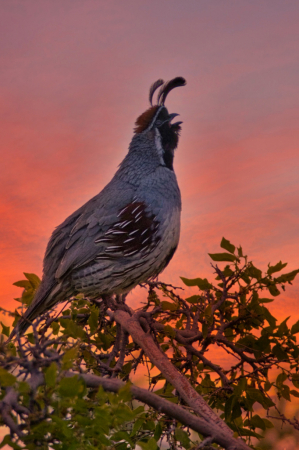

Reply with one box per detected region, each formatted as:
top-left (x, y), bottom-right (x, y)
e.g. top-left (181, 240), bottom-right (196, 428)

top-left (110, 309), bottom-right (233, 436)
top-left (65, 371), bottom-right (251, 450)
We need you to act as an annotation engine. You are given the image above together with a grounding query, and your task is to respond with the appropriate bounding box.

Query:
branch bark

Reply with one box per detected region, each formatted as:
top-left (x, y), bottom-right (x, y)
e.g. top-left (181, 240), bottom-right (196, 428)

top-left (111, 309), bottom-right (234, 436)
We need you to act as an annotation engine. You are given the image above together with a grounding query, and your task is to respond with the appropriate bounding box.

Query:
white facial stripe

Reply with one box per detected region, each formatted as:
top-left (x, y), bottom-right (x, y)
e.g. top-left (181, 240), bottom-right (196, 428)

top-left (154, 128), bottom-right (165, 166)
top-left (148, 105), bottom-right (164, 131)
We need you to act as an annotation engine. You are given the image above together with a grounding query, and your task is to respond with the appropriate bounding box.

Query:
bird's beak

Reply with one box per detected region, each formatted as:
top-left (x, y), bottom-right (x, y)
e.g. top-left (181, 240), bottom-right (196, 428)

top-left (167, 113), bottom-right (183, 127)
top-left (167, 113), bottom-right (179, 121)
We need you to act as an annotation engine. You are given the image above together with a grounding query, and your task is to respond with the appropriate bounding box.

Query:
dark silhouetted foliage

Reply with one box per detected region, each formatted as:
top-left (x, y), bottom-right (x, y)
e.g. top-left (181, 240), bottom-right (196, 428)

top-left (1, 238), bottom-right (299, 449)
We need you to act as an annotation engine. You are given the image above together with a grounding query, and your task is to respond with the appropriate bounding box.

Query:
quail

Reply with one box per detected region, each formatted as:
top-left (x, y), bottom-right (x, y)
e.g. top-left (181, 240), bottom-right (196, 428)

top-left (10, 77), bottom-right (186, 339)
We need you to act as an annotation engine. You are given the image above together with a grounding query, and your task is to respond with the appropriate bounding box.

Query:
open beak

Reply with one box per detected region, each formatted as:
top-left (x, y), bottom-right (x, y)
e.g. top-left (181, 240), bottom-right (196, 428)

top-left (167, 113), bottom-right (183, 127)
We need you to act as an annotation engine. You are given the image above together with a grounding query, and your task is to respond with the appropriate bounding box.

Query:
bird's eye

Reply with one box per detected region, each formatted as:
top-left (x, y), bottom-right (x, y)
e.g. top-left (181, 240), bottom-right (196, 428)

top-left (156, 118), bottom-right (171, 128)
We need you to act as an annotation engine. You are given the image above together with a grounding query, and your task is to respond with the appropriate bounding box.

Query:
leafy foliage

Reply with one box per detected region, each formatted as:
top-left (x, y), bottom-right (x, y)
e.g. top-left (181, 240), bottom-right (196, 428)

top-left (1, 238), bottom-right (299, 449)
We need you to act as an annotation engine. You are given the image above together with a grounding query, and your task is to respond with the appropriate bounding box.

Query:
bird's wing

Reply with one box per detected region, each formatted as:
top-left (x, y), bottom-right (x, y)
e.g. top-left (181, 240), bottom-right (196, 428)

top-left (43, 182), bottom-right (131, 275)
top-left (93, 200), bottom-right (161, 259)
top-left (44, 185), bottom-right (162, 281)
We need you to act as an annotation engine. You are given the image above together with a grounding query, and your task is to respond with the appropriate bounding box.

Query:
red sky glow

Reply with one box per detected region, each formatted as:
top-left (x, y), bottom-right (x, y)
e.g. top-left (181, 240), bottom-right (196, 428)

top-left (1, 1), bottom-right (299, 345)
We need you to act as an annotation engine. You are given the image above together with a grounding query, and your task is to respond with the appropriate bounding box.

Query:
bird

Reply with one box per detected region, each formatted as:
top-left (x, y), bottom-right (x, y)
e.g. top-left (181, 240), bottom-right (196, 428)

top-left (10, 77), bottom-right (186, 339)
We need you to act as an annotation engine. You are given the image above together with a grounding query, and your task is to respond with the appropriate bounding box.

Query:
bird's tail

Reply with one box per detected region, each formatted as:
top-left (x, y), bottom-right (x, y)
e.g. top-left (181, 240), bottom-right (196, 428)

top-left (8, 281), bottom-right (64, 342)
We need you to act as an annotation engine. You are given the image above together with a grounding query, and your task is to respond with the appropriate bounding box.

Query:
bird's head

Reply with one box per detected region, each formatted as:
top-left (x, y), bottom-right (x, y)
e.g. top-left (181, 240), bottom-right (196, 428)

top-left (134, 77), bottom-right (186, 170)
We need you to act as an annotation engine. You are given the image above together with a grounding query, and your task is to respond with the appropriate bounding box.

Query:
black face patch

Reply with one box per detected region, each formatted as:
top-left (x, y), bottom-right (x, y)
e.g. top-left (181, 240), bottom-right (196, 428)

top-left (155, 109), bottom-right (181, 171)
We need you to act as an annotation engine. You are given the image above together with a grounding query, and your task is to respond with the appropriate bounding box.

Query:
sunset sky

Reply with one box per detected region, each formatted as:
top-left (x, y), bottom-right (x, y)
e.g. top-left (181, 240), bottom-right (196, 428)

top-left (1, 1), bottom-right (299, 330)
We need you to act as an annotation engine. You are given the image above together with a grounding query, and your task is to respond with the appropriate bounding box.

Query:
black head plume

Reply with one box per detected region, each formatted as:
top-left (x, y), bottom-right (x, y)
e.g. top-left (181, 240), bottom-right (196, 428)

top-left (149, 79), bottom-right (164, 106)
top-left (157, 77), bottom-right (186, 105)
top-left (134, 77), bottom-right (186, 134)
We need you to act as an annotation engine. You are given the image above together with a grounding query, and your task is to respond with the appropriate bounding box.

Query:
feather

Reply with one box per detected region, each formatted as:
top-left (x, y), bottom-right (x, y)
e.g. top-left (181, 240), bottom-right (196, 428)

top-left (149, 79), bottom-right (164, 105)
top-left (134, 106), bottom-right (159, 133)
top-left (95, 201), bottom-right (160, 258)
top-left (157, 77), bottom-right (186, 105)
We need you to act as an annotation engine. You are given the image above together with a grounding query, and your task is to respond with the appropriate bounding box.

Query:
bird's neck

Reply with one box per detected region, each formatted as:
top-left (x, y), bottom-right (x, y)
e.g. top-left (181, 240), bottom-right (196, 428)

top-left (115, 134), bottom-right (163, 186)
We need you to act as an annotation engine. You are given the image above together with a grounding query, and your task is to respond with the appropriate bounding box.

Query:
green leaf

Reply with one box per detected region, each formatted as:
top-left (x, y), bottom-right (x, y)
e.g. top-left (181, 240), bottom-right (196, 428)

top-left (224, 327), bottom-right (234, 341)
top-left (164, 325), bottom-right (176, 339)
top-left (231, 400), bottom-right (242, 420)
top-left (60, 319), bottom-right (86, 339)
top-left (272, 344), bottom-right (288, 361)
top-left (112, 431), bottom-right (134, 447)
top-left (204, 303), bottom-right (212, 319)
top-left (275, 269), bottom-right (299, 283)
top-left (276, 371), bottom-right (287, 386)
top-left (220, 237), bottom-right (235, 254)
top-left (0, 435), bottom-right (22, 450)
top-left (216, 265), bottom-right (234, 279)
top-left (277, 317), bottom-right (289, 336)
top-left (202, 322), bottom-right (209, 338)
top-left (161, 301), bottom-right (178, 311)
top-left (62, 347), bottom-right (78, 369)
top-left (51, 321), bottom-right (60, 335)
top-left (280, 385), bottom-right (291, 401)
top-left (132, 417), bottom-right (146, 436)
top-left (137, 437), bottom-right (158, 450)
top-left (247, 263), bottom-right (262, 280)
top-left (259, 298), bottom-right (274, 303)
top-left (23, 272), bottom-right (41, 289)
top-left (234, 377), bottom-right (247, 396)
top-left (290, 389), bottom-right (299, 398)
top-left (250, 414), bottom-right (266, 430)
top-left (236, 335), bottom-right (257, 351)
top-left (13, 280), bottom-right (31, 289)
top-left (58, 375), bottom-right (84, 397)
top-left (208, 253), bottom-right (237, 262)
top-left (267, 261), bottom-right (288, 276)
top-left (240, 272), bottom-right (251, 284)
top-left (291, 345), bottom-right (299, 358)
top-left (88, 306), bottom-right (99, 334)
top-left (262, 307), bottom-right (277, 328)
top-left (143, 420), bottom-right (156, 431)
top-left (18, 381), bottom-right (30, 394)
top-left (44, 362), bottom-right (57, 388)
top-left (50, 414), bottom-right (74, 439)
top-left (256, 335), bottom-right (271, 353)
top-left (231, 427), bottom-right (263, 438)
top-left (0, 367), bottom-right (16, 386)
top-left (292, 374), bottom-right (299, 389)
top-left (114, 443), bottom-right (128, 450)
top-left (180, 277), bottom-right (213, 290)
top-left (246, 388), bottom-right (275, 408)
top-left (175, 428), bottom-right (190, 448)
top-left (263, 418), bottom-right (274, 429)
top-left (224, 394), bottom-right (237, 421)
top-left (264, 381), bottom-right (272, 392)
top-left (237, 246), bottom-right (243, 257)
top-left (185, 295), bottom-right (201, 304)
top-left (1, 322), bottom-right (10, 337)
top-left (268, 284), bottom-right (280, 296)
top-left (154, 423), bottom-right (162, 441)
top-left (97, 332), bottom-right (113, 350)
top-left (117, 382), bottom-right (133, 403)
top-left (291, 320), bottom-right (299, 334)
